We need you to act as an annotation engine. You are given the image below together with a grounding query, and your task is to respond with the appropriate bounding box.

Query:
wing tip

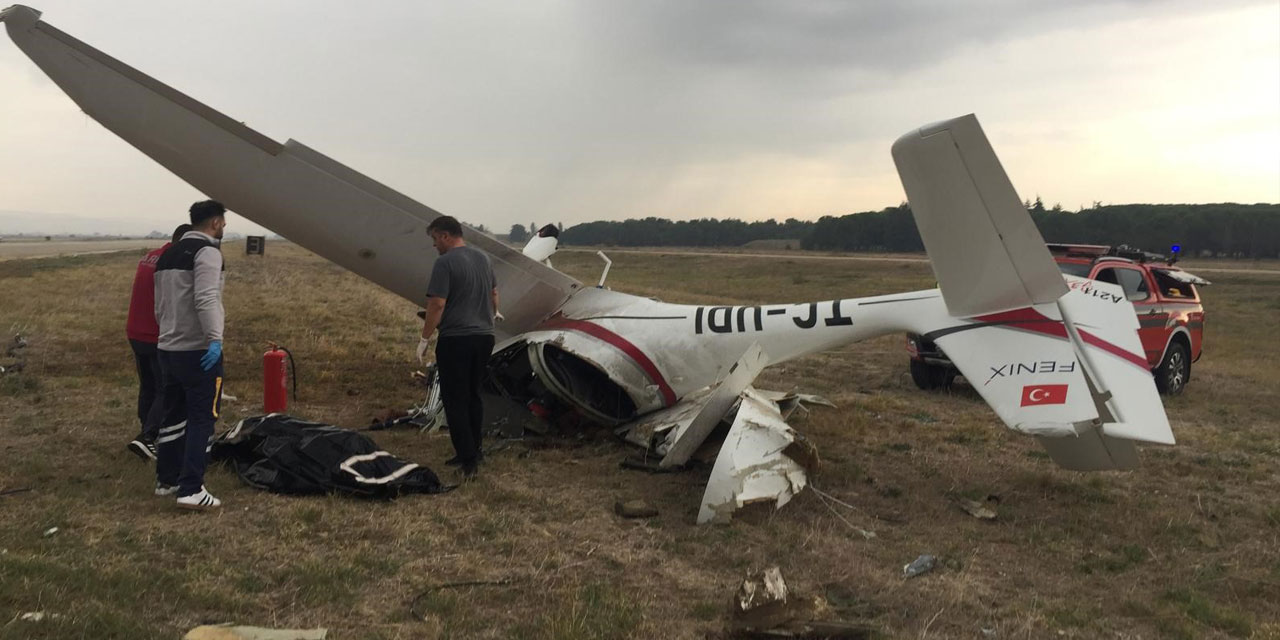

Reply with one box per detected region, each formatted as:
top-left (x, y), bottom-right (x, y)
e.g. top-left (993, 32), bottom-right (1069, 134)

top-left (0, 5), bottom-right (41, 27)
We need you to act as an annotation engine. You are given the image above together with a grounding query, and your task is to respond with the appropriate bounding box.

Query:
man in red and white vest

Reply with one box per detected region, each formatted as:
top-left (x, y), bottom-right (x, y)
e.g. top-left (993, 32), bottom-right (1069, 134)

top-left (125, 223), bottom-right (190, 461)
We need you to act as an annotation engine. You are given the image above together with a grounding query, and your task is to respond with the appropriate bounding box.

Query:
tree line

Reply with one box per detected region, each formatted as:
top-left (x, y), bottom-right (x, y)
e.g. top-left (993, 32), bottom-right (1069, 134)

top-left (558, 202), bottom-right (1280, 258)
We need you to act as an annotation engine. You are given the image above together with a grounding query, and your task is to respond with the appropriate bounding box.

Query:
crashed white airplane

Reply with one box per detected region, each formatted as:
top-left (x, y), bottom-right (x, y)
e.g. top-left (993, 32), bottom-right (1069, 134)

top-left (3, 5), bottom-right (1175, 524)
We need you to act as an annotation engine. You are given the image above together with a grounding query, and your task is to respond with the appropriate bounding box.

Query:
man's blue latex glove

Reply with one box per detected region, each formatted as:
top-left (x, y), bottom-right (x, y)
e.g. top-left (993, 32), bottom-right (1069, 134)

top-left (200, 340), bottom-right (222, 371)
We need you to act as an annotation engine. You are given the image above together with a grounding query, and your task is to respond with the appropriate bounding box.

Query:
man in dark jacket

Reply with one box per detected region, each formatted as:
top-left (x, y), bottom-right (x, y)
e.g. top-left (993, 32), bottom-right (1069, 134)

top-left (126, 224), bottom-right (190, 461)
top-left (418, 215), bottom-right (498, 479)
top-left (153, 200), bottom-right (227, 510)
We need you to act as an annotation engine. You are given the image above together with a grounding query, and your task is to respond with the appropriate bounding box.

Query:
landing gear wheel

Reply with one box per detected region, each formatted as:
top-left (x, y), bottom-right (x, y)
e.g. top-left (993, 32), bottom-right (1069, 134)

top-left (910, 360), bottom-right (955, 391)
top-left (1155, 341), bottom-right (1190, 395)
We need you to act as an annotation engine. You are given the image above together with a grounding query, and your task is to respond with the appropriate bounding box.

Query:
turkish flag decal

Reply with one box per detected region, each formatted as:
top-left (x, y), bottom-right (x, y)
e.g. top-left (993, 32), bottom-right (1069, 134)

top-left (1020, 384), bottom-right (1069, 407)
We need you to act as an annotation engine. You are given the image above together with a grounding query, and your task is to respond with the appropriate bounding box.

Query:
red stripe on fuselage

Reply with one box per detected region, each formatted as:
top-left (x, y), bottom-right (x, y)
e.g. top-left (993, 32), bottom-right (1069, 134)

top-left (539, 318), bottom-right (678, 407)
top-left (974, 309), bottom-right (1149, 370)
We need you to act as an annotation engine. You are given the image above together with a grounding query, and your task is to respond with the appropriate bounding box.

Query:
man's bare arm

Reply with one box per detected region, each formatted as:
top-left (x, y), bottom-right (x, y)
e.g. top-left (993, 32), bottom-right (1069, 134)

top-left (421, 296), bottom-right (446, 339)
top-left (491, 287), bottom-right (500, 317)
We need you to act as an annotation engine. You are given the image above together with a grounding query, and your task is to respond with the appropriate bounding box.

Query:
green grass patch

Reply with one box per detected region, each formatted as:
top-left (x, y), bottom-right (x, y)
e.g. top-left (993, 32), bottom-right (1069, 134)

top-left (524, 583), bottom-right (643, 640)
top-left (0, 374), bottom-right (40, 397)
top-left (1075, 544), bottom-right (1147, 574)
top-left (1160, 588), bottom-right (1253, 637)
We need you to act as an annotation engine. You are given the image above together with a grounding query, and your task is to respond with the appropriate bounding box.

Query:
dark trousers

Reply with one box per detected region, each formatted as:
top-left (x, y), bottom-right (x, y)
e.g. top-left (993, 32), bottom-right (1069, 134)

top-left (155, 349), bottom-right (223, 496)
top-left (436, 334), bottom-right (495, 468)
top-left (129, 339), bottom-right (184, 442)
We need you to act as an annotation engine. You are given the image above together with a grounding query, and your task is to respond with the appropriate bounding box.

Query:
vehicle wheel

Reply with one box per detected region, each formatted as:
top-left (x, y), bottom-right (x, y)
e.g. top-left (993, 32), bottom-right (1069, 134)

top-left (910, 359), bottom-right (951, 390)
top-left (1154, 341), bottom-right (1190, 395)
top-left (910, 359), bottom-right (935, 390)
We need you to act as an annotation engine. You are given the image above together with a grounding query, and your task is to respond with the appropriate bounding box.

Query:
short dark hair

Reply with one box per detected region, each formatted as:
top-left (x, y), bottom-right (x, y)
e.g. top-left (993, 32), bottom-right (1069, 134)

top-left (171, 223), bottom-right (193, 244)
top-left (427, 216), bottom-right (463, 237)
top-left (189, 200), bottom-right (226, 227)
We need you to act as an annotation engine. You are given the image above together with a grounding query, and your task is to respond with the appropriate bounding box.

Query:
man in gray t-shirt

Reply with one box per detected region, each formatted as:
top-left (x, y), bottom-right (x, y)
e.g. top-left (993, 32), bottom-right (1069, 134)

top-left (426, 244), bottom-right (496, 337)
top-left (418, 215), bottom-right (498, 478)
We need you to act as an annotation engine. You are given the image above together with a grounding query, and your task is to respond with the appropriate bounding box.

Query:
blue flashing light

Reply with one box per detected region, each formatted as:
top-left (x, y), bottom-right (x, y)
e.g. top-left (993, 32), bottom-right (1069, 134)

top-left (1170, 244), bottom-right (1181, 253)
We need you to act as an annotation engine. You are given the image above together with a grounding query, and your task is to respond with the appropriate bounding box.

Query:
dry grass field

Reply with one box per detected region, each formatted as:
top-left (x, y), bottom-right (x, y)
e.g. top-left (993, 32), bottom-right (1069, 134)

top-left (0, 242), bottom-right (1277, 639)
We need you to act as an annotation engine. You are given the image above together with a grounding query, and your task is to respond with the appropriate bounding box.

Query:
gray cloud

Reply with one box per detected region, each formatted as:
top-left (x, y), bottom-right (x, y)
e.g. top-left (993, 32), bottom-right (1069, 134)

top-left (1, 0), bottom-right (1275, 233)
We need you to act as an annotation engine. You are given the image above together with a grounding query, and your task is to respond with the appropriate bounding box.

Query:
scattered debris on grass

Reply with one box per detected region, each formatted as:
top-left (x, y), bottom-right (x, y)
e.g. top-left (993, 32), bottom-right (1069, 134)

top-left (614, 498), bottom-right (659, 518)
top-left (955, 496), bottom-right (998, 520)
top-left (369, 407), bottom-right (409, 426)
top-left (19, 611), bottom-right (63, 622)
top-left (811, 486), bottom-right (877, 539)
top-left (732, 567), bottom-right (791, 629)
top-left (729, 567), bottom-right (875, 638)
top-left (903, 554), bottom-right (937, 578)
top-left (0, 333), bottom-right (28, 375)
top-left (42, 526), bottom-right (57, 537)
top-left (619, 456), bottom-right (691, 473)
top-left (183, 624), bottom-right (327, 640)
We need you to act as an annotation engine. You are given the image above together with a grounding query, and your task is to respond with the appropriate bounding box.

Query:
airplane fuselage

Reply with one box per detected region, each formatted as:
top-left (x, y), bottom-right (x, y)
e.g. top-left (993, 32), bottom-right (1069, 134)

top-left (513, 286), bottom-right (951, 423)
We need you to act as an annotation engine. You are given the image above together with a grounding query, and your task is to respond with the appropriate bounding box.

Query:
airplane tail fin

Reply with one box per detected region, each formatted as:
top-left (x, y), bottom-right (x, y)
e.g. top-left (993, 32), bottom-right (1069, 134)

top-left (892, 115), bottom-right (1173, 470)
top-left (892, 114), bottom-right (1068, 317)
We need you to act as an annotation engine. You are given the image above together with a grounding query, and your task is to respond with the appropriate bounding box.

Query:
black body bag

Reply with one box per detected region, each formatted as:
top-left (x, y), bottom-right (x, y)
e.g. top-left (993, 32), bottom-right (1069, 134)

top-left (211, 414), bottom-right (448, 498)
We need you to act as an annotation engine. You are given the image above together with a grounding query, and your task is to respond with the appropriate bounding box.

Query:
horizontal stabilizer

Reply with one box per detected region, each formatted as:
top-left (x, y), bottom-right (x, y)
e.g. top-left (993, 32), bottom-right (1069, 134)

top-left (933, 305), bottom-right (1100, 436)
top-left (926, 278), bottom-right (1173, 470)
top-left (892, 114), bottom-right (1068, 317)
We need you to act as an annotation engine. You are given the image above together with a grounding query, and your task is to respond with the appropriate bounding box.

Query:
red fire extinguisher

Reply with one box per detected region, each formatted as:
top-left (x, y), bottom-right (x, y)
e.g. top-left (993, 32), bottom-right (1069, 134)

top-left (263, 342), bottom-right (295, 413)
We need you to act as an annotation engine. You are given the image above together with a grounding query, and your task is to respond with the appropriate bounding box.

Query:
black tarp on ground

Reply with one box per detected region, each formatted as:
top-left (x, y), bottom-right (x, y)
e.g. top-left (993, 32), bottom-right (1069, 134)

top-left (210, 414), bottom-right (448, 497)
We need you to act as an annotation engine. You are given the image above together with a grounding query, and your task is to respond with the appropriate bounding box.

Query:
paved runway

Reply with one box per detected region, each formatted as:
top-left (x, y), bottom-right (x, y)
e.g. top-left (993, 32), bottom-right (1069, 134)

top-left (0, 239), bottom-right (158, 261)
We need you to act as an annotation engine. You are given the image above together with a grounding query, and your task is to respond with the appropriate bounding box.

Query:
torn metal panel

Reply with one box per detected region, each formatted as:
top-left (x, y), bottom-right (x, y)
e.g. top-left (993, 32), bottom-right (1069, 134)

top-left (756, 389), bottom-right (838, 421)
top-left (618, 385), bottom-right (714, 448)
top-left (660, 343), bottom-right (768, 468)
top-left (698, 388), bottom-right (812, 525)
top-left (793, 393), bottom-right (836, 408)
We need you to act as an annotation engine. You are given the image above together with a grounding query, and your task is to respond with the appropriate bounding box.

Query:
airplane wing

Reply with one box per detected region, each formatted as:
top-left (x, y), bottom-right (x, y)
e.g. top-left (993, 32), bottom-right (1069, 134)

top-left (0, 5), bottom-right (582, 340)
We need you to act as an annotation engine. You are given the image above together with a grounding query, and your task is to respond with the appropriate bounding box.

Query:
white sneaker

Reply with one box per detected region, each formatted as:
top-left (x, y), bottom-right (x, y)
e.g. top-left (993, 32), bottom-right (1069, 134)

top-left (154, 482), bottom-right (179, 496)
top-left (175, 487), bottom-right (221, 511)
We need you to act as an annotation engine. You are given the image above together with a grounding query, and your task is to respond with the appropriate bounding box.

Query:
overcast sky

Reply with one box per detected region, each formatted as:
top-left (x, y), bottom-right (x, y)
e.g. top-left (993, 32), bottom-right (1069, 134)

top-left (1, 0), bottom-right (1277, 236)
